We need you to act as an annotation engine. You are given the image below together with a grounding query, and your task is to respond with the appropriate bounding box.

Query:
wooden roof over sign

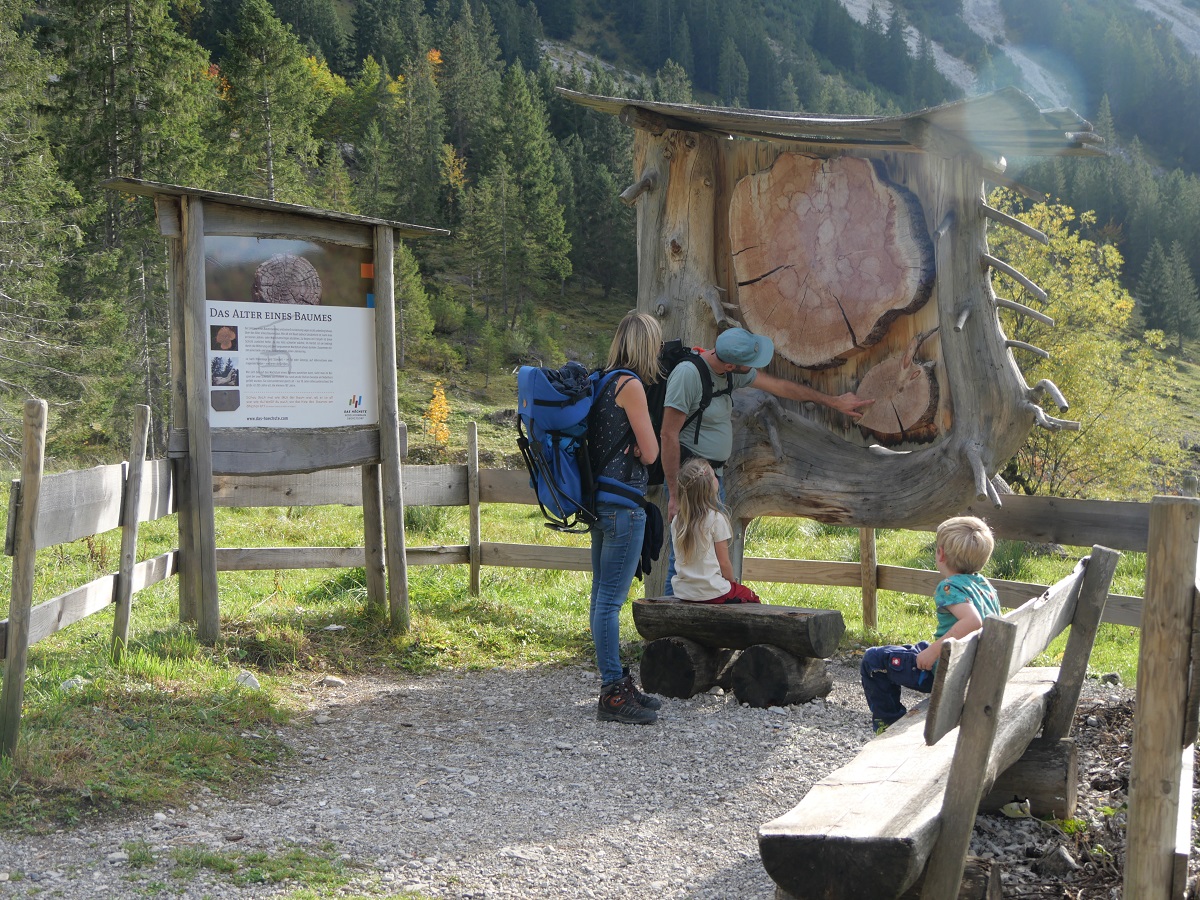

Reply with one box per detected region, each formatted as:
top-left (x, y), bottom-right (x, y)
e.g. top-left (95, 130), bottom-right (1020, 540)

top-left (557, 86), bottom-right (1105, 160)
top-left (102, 177), bottom-right (450, 239)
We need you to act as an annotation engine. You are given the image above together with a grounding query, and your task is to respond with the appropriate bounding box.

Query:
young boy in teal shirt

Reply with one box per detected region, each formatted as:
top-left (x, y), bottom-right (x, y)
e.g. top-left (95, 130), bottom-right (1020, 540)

top-left (860, 516), bottom-right (1001, 732)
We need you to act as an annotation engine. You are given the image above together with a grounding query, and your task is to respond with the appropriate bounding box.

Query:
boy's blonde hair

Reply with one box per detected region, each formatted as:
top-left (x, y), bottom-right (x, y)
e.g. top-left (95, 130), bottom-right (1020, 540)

top-left (605, 311), bottom-right (662, 383)
top-left (936, 516), bottom-right (994, 574)
top-left (674, 457), bottom-right (726, 564)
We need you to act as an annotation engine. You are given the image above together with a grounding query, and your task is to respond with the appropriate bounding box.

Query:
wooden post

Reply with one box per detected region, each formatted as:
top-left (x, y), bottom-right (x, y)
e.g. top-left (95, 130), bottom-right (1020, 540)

top-left (374, 225), bottom-right (410, 630)
top-left (181, 196), bottom-right (220, 643)
top-left (1042, 546), bottom-right (1120, 741)
top-left (168, 228), bottom-right (197, 625)
top-left (0, 400), bottom-right (47, 757)
top-left (1125, 496), bottom-right (1200, 900)
top-left (112, 405), bottom-right (151, 662)
top-left (921, 615), bottom-right (1018, 900)
top-left (361, 463), bottom-right (386, 612)
top-left (643, 486), bottom-right (669, 597)
top-left (468, 421), bottom-right (481, 596)
top-left (860, 527), bottom-right (878, 631)
top-left (730, 517), bottom-right (749, 583)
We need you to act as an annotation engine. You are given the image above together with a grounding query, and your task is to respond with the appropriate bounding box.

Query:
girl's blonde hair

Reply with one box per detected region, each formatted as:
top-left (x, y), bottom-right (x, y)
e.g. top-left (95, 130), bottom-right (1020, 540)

top-left (606, 311), bottom-right (662, 382)
top-left (674, 457), bottom-right (727, 564)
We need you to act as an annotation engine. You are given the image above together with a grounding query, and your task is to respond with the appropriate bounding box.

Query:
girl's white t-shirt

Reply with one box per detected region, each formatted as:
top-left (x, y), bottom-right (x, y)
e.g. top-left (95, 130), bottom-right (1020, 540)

top-left (670, 509), bottom-right (732, 601)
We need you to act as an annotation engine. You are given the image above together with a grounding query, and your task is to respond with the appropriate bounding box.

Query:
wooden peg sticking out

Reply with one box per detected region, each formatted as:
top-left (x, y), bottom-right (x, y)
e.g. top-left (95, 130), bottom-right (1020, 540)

top-left (619, 169), bottom-right (658, 207)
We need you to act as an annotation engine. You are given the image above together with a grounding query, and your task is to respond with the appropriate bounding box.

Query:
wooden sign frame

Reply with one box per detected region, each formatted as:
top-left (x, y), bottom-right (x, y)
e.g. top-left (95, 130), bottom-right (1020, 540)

top-left (104, 179), bottom-right (448, 640)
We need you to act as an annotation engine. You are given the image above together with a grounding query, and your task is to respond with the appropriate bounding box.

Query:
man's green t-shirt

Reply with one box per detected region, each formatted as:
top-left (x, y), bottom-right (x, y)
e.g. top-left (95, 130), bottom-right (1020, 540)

top-left (663, 360), bottom-right (758, 467)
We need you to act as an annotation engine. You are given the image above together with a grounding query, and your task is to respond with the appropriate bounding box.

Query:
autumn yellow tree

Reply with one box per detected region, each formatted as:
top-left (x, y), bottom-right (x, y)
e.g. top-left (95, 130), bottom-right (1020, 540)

top-left (988, 190), bottom-right (1186, 498)
top-left (422, 382), bottom-right (450, 449)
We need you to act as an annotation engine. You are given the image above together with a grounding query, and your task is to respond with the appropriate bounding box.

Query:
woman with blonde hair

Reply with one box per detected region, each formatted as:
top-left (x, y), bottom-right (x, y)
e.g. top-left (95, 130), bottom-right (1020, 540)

top-left (589, 311), bottom-right (663, 724)
top-left (670, 457), bottom-right (761, 604)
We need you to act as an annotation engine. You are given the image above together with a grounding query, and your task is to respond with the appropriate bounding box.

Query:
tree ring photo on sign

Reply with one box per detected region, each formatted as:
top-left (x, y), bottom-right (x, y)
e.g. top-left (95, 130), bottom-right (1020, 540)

top-left (253, 253), bottom-right (322, 304)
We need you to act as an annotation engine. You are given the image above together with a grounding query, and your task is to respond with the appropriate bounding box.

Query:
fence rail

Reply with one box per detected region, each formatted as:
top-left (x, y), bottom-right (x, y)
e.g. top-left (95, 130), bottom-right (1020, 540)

top-left (0, 414), bottom-right (1157, 752)
top-left (4, 460), bottom-right (1152, 664)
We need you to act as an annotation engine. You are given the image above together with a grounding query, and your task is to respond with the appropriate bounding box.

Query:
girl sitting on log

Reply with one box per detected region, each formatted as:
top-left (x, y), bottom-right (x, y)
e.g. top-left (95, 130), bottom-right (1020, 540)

top-left (671, 458), bottom-right (761, 604)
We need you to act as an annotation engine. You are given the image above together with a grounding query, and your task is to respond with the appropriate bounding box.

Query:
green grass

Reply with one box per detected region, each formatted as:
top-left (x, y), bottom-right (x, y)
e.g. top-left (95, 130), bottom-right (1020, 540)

top-left (0, 369), bottom-right (1150, 837)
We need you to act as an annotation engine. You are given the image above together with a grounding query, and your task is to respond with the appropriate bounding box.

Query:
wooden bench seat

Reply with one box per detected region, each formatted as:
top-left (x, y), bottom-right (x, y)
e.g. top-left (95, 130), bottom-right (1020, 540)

top-left (632, 598), bottom-right (844, 658)
top-left (632, 598), bottom-right (846, 706)
top-left (758, 545), bottom-right (1119, 900)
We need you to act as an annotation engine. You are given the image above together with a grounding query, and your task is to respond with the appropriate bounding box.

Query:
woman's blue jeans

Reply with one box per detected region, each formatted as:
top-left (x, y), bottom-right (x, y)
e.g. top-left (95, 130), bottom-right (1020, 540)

top-left (589, 502), bottom-right (647, 686)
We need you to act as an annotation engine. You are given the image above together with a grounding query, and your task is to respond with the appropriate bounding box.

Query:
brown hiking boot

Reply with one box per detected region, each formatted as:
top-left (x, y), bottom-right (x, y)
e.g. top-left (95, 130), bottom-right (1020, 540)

top-left (597, 676), bottom-right (657, 724)
top-left (623, 665), bottom-right (662, 711)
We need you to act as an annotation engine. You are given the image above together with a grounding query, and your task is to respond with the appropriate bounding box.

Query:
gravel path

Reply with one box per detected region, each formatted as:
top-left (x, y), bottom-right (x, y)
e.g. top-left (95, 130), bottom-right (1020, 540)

top-left (0, 661), bottom-right (878, 899)
top-left (0, 659), bottom-right (1150, 899)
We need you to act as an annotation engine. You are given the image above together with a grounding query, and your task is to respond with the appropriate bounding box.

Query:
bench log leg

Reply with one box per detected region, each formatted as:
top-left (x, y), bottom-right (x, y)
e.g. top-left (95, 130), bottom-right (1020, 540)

top-left (731, 645), bottom-right (832, 708)
top-left (979, 737), bottom-right (1078, 819)
top-left (640, 637), bottom-right (717, 698)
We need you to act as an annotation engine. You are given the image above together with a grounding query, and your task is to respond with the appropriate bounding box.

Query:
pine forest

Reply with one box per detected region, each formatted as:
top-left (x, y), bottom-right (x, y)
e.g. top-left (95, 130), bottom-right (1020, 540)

top-left (3, 0), bottom-right (1200, 499)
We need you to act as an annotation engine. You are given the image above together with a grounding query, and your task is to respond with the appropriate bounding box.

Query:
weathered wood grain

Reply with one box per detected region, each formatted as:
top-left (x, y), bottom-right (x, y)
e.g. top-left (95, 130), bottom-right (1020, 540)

top-left (182, 197), bottom-right (220, 643)
top-left (208, 427), bottom-right (381, 475)
top-left (112, 407), bottom-right (150, 661)
top-left (920, 616), bottom-right (1018, 899)
top-left (631, 598), bottom-right (845, 659)
top-left (0, 401), bottom-right (47, 756)
top-left (29, 464), bottom-right (125, 550)
top-left (979, 737), bottom-right (1078, 819)
top-left (0, 550), bottom-right (178, 659)
top-left (1042, 547), bottom-right (1119, 740)
top-left (758, 668), bottom-right (1056, 899)
top-left (480, 542), bottom-right (590, 572)
top-left (215, 547), bottom-right (367, 571)
top-left (1125, 497), bottom-right (1200, 900)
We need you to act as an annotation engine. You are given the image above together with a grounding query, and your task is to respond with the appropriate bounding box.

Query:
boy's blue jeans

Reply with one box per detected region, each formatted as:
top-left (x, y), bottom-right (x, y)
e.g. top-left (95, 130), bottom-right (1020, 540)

top-left (860, 642), bottom-right (935, 729)
top-left (589, 502), bottom-right (647, 686)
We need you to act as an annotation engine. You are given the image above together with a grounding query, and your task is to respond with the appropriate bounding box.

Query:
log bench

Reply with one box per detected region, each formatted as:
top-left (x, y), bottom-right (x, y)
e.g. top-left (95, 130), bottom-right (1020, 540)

top-left (632, 599), bottom-right (845, 707)
top-left (758, 545), bottom-right (1120, 900)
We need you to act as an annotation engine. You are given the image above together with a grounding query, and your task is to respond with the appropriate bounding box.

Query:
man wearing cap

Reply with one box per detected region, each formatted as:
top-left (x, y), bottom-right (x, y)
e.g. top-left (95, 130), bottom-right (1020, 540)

top-left (660, 327), bottom-right (872, 594)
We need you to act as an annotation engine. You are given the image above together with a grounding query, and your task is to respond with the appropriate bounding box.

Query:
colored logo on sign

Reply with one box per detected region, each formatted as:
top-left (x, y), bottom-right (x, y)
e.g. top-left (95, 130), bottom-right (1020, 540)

top-left (348, 395), bottom-right (363, 408)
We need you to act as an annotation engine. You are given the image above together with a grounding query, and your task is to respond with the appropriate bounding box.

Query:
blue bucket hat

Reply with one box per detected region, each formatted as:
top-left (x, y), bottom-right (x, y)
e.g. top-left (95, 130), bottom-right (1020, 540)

top-left (715, 328), bottom-right (774, 369)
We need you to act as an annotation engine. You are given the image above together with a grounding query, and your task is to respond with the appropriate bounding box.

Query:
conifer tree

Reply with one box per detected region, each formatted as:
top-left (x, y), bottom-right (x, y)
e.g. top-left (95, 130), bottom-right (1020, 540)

top-left (495, 66), bottom-right (571, 305)
top-left (45, 0), bottom-right (221, 454)
top-left (1164, 241), bottom-right (1200, 351)
top-left (1135, 240), bottom-right (1171, 332)
top-left (220, 0), bottom-right (330, 203)
top-left (0, 0), bottom-right (82, 458)
top-left (271, 0), bottom-right (350, 74)
top-left (394, 238), bottom-right (434, 368)
top-left (386, 48), bottom-right (446, 225)
top-left (718, 36), bottom-right (749, 106)
top-left (439, 2), bottom-right (502, 170)
top-left (653, 60), bottom-right (693, 104)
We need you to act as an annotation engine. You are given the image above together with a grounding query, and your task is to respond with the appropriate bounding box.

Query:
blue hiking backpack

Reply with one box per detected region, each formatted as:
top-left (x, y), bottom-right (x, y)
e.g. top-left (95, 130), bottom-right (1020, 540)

top-left (516, 361), bottom-right (646, 533)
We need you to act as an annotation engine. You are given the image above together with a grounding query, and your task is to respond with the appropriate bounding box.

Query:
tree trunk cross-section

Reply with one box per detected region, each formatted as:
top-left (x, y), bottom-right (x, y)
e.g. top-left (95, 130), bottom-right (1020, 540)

top-left (729, 154), bottom-right (935, 369)
top-left (856, 328), bottom-right (941, 444)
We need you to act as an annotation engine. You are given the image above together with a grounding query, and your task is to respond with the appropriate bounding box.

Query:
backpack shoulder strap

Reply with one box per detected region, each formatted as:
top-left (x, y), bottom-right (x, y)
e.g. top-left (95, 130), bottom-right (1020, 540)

top-left (590, 369), bottom-right (639, 475)
top-left (681, 353), bottom-right (728, 444)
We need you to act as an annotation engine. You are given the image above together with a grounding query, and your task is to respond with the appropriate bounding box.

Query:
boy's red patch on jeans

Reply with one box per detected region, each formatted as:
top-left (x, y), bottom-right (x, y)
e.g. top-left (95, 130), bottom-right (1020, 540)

top-left (698, 580), bottom-right (761, 604)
